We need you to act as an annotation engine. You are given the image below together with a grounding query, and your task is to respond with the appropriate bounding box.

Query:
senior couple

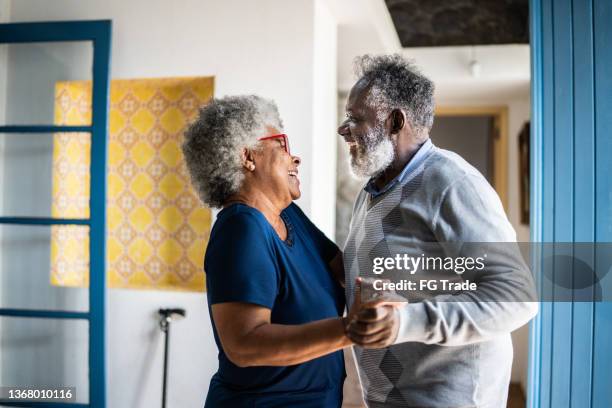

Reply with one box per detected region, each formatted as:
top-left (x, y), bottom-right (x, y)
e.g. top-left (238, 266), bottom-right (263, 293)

top-left (182, 54), bottom-right (538, 408)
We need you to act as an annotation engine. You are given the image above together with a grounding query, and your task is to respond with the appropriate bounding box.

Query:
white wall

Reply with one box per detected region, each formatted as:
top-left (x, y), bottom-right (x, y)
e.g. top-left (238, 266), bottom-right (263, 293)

top-left (331, 0), bottom-right (401, 92)
top-left (311, 0), bottom-right (338, 238)
top-left (9, 0), bottom-right (319, 213)
top-left (6, 0), bottom-right (338, 406)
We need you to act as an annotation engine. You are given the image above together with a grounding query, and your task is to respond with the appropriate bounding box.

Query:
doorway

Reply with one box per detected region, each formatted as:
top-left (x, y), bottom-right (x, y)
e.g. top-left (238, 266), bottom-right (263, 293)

top-left (433, 106), bottom-right (509, 210)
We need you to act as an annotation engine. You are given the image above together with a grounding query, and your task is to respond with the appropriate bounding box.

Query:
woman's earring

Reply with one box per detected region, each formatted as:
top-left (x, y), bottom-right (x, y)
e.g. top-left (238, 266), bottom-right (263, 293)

top-left (248, 164), bottom-right (255, 171)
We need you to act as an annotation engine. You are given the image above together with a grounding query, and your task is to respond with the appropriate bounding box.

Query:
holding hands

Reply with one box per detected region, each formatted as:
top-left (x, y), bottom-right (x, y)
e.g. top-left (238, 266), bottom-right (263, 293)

top-left (345, 277), bottom-right (404, 349)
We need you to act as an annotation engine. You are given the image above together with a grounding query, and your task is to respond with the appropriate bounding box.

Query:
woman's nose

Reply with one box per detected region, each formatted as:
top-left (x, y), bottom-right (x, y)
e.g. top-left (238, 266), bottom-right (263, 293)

top-left (292, 155), bottom-right (301, 167)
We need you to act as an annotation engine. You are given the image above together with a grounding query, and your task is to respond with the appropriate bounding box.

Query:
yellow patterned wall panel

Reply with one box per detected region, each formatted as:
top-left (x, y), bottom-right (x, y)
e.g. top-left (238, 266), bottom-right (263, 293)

top-left (51, 77), bottom-right (214, 291)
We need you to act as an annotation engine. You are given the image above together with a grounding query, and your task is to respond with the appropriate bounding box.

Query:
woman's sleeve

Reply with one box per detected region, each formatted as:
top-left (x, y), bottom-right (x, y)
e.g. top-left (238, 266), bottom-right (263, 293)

top-left (205, 213), bottom-right (279, 309)
top-left (288, 203), bottom-right (339, 262)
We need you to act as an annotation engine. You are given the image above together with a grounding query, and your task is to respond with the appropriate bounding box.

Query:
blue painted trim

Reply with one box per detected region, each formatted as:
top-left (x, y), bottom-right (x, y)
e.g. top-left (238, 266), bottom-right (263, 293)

top-left (0, 125), bottom-right (92, 133)
top-left (88, 21), bottom-right (112, 408)
top-left (550, 1), bottom-right (574, 406)
top-left (570, 1), bottom-right (595, 407)
top-left (0, 20), bottom-right (112, 408)
top-left (527, 1), bottom-right (543, 407)
top-left (0, 309), bottom-right (89, 319)
top-left (0, 217), bottom-right (90, 226)
top-left (591, 0), bottom-right (612, 406)
top-left (0, 20), bottom-right (111, 43)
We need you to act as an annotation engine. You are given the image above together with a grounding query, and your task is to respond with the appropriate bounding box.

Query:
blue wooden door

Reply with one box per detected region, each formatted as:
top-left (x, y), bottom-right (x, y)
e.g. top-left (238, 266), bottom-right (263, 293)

top-left (529, 0), bottom-right (612, 407)
top-left (0, 21), bottom-right (111, 408)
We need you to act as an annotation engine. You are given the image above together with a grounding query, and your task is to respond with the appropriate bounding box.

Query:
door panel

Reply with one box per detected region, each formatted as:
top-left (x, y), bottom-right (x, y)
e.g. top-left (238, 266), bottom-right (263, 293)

top-left (0, 21), bottom-right (111, 408)
top-left (0, 41), bottom-right (93, 126)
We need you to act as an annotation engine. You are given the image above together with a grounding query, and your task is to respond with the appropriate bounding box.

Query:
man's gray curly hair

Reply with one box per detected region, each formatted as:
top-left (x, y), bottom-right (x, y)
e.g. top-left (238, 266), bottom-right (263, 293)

top-left (182, 95), bottom-right (283, 208)
top-left (354, 54), bottom-right (435, 138)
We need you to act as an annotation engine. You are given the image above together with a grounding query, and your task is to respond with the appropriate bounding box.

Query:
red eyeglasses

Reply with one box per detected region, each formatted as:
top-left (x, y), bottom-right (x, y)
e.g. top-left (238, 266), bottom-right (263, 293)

top-left (258, 133), bottom-right (290, 154)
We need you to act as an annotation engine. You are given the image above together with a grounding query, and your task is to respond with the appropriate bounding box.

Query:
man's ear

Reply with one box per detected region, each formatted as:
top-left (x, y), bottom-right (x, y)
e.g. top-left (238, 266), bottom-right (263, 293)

top-left (389, 109), bottom-right (405, 135)
top-left (241, 148), bottom-right (256, 172)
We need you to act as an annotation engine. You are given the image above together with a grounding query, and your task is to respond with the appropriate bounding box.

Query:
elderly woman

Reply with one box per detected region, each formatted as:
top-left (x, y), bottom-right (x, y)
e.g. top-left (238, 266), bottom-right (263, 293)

top-left (182, 95), bottom-right (352, 407)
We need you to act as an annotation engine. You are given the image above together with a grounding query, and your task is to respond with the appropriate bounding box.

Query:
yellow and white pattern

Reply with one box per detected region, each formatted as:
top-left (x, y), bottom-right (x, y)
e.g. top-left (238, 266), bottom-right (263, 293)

top-left (51, 77), bottom-right (214, 291)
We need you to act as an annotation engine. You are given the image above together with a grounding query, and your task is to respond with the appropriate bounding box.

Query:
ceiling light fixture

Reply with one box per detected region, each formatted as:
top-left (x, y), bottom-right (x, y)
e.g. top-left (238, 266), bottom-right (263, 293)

top-left (469, 46), bottom-right (481, 78)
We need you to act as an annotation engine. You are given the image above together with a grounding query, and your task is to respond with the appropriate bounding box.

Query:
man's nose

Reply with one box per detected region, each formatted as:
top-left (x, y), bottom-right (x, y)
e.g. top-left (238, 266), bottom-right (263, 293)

top-left (338, 121), bottom-right (350, 138)
top-left (292, 155), bottom-right (301, 167)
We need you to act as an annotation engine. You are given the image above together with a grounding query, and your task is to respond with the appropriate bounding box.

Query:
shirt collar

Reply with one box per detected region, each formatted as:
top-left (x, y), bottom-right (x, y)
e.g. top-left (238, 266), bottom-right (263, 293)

top-left (364, 138), bottom-right (435, 198)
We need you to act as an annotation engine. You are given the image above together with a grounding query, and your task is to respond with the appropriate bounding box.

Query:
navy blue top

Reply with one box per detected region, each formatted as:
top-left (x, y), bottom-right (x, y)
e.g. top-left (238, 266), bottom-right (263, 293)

top-left (204, 203), bottom-right (345, 408)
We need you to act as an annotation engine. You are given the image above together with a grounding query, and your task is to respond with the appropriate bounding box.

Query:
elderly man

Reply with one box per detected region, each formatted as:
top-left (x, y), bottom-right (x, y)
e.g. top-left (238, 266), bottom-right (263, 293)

top-left (338, 55), bottom-right (537, 408)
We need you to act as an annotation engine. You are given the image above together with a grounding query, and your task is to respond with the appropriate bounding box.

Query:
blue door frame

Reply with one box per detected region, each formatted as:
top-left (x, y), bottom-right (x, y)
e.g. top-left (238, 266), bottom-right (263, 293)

top-left (0, 20), bottom-right (111, 408)
top-left (528, 0), bottom-right (612, 407)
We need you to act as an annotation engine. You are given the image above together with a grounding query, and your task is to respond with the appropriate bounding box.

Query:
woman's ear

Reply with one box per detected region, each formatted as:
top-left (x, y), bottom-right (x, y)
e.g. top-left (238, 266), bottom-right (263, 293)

top-left (241, 148), bottom-right (256, 172)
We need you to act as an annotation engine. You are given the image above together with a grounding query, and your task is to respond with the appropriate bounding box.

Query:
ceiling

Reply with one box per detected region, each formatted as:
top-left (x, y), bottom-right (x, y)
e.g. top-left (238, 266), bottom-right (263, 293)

top-left (385, 0), bottom-right (529, 47)
top-left (329, 0), bottom-right (530, 101)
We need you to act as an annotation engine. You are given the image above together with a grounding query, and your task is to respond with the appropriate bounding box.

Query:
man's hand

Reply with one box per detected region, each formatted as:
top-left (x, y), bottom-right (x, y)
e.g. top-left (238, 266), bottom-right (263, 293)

top-left (347, 302), bottom-right (400, 348)
top-left (345, 278), bottom-right (402, 349)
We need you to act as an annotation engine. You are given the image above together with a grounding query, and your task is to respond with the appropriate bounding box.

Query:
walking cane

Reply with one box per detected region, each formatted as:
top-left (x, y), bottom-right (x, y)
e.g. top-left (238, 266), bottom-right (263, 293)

top-left (158, 308), bottom-right (186, 408)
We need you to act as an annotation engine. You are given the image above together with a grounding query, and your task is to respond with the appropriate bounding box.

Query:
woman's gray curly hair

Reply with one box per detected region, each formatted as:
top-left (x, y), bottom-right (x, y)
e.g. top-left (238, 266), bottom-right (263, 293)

top-left (354, 54), bottom-right (435, 138)
top-left (182, 95), bottom-right (283, 208)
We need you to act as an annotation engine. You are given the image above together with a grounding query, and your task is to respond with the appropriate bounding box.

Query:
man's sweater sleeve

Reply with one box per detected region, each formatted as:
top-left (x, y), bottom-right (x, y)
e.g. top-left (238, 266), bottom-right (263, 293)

top-left (393, 174), bottom-right (538, 346)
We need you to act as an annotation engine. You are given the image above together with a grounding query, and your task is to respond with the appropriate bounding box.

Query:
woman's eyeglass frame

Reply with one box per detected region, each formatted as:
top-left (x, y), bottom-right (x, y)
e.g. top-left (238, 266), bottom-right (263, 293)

top-left (258, 133), bottom-right (290, 155)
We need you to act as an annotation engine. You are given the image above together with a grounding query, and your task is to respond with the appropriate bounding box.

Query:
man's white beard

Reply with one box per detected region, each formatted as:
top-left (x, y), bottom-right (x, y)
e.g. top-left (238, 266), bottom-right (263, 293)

top-left (349, 125), bottom-right (394, 179)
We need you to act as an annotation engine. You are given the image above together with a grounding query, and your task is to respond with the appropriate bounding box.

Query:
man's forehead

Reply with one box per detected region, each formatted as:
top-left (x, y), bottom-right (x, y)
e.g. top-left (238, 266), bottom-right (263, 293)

top-left (353, 77), bottom-right (372, 93)
top-left (347, 79), bottom-right (370, 105)
top-left (346, 78), bottom-right (374, 114)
